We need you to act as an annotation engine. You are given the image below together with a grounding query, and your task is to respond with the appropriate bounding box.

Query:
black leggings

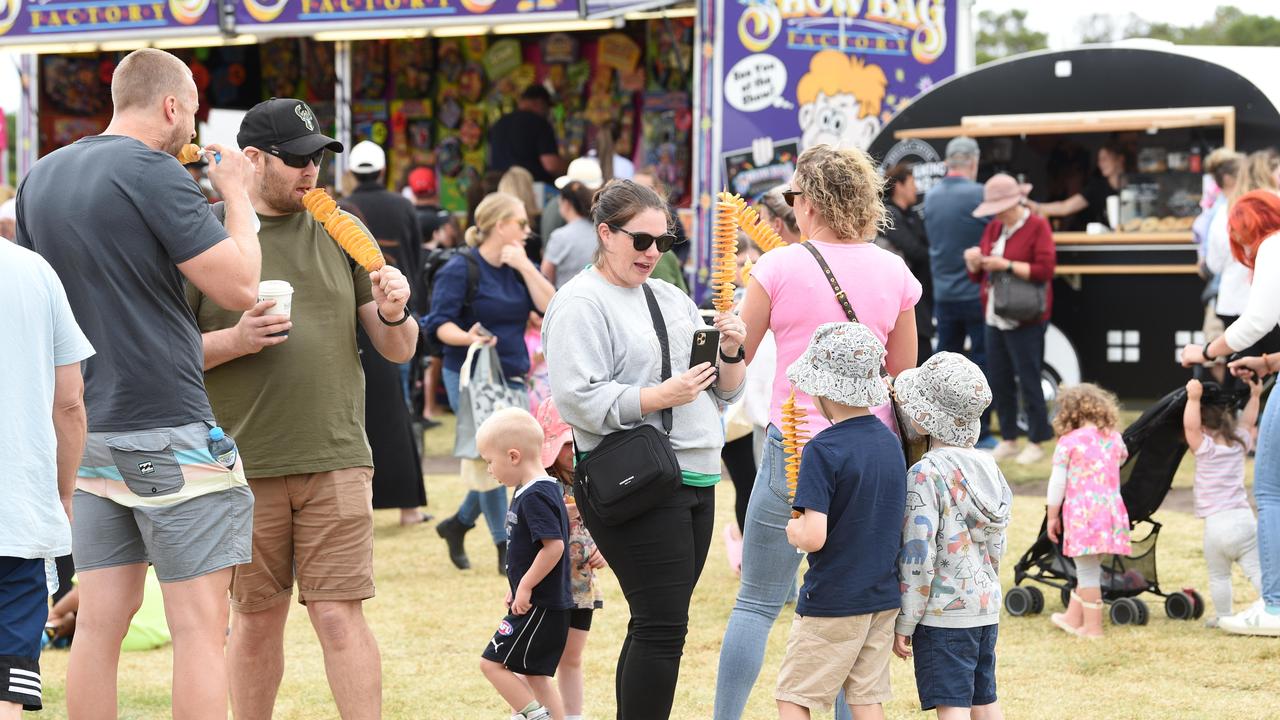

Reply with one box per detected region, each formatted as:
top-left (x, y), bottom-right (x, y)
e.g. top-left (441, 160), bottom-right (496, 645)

top-left (721, 434), bottom-right (757, 531)
top-left (577, 483), bottom-right (714, 720)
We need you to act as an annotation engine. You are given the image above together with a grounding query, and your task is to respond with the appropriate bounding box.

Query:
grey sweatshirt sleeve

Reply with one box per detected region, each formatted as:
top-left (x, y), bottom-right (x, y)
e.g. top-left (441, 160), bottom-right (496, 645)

top-left (545, 295), bottom-right (645, 433)
top-left (897, 462), bottom-right (942, 637)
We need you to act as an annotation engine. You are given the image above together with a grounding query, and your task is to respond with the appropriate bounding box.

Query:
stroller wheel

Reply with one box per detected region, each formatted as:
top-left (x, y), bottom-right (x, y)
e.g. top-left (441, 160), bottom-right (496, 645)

top-left (1026, 586), bottom-right (1045, 615)
top-left (1132, 599), bottom-right (1150, 626)
top-left (1165, 592), bottom-right (1196, 621)
top-left (1184, 588), bottom-right (1206, 619)
top-left (1110, 598), bottom-right (1137, 626)
top-left (1004, 587), bottom-right (1033, 617)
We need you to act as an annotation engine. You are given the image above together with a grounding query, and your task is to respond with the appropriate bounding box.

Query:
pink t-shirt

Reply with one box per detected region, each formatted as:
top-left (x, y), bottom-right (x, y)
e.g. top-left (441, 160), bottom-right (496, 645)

top-left (752, 240), bottom-right (921, 434)
top-left (1193, 429), bottom-right (1254, 518)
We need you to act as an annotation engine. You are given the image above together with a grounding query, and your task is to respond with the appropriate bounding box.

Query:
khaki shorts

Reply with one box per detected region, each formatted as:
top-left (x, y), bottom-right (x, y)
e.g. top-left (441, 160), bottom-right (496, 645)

top-left (775, 609), bottom-right (897, 711)
top-left (230, 467), bottom-right (375, 612)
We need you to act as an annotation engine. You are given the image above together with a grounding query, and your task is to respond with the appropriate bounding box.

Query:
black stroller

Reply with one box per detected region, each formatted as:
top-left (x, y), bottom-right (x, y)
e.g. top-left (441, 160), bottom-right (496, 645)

top-left (1001, 378), bottom-right (1247, 625)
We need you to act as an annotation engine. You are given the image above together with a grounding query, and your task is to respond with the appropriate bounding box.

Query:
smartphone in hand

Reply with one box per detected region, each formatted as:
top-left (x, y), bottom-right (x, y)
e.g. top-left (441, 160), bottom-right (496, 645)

top-left (690, 329), bottom-right (720, 368)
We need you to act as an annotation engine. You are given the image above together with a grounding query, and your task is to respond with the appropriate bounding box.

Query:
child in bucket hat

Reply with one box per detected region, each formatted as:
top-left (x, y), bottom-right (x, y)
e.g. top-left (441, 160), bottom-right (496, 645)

top-left (891, 352), bottom-right (1013, 718)
top-left (776, 323), bottom-right (907, 716)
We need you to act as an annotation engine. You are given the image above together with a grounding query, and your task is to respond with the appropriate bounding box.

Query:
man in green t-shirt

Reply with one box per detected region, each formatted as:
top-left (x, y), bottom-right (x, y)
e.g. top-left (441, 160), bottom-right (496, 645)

top-left (185, 99), bottom-right (418, 720)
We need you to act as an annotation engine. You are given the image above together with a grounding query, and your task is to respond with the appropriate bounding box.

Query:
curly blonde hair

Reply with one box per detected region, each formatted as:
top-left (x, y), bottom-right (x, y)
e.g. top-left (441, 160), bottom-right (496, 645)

top-left (792, 145), bottom-right (886, 241)
top-left (1052, 383), bottom-right (1121, 436)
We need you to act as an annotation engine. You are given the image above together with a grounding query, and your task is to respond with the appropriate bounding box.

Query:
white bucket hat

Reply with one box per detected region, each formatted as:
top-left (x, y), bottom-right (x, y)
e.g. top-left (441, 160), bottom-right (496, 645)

top-left (786, 323), bottom-right (889, 408)
top-left (893, 352), bottom-right (993, 447)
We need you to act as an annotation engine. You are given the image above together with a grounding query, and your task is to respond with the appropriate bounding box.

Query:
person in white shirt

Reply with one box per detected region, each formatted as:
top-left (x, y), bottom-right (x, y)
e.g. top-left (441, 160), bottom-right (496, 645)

top-left (0, 240), bottom-right (94, 715)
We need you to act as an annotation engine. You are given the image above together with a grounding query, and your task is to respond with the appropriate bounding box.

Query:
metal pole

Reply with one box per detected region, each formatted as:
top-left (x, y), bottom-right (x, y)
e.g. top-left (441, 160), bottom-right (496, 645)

top-left (17, 54), bottom-right (37, 181)
top-left (334, 40), bottom-right (352, 193)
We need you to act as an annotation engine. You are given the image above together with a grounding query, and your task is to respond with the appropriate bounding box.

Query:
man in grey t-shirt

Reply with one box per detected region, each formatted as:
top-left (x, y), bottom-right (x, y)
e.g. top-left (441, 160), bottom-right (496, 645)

top-left (16, 48), bottom-right (261, 720)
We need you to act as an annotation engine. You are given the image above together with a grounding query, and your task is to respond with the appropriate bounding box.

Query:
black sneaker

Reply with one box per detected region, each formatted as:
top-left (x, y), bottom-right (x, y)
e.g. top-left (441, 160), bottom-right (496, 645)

top-left (435, 515), bottom-right (473, 570)
top-left (496, 541), bottom-right (508, 575)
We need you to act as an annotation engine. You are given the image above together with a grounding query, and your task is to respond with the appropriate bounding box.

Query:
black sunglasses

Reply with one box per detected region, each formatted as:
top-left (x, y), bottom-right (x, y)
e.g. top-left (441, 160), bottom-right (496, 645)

top-left (271, 147), bottom-right (326, 169)
top-left (609, 224), bottom-right (681, 253)
top-left (782, 189), bottom-right (803, 207)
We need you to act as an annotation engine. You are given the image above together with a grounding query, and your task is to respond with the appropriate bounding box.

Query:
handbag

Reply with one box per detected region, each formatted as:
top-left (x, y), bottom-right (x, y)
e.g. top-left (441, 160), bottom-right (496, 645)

top-left (801, 242), bottom-right (929, 468)
top-left (990, 269), bottom-right (1047, 323)
top-left (573, 283), bottom-right (682, 526)
top-left (453, 342), bottom-right (527, 460)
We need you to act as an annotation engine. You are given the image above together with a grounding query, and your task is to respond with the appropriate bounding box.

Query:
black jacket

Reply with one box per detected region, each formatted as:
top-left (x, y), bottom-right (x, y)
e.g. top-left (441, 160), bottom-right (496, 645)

top-left (882, 203), bottom-right (934, 337)
top-left (344, 180), bottom-right (426, 315)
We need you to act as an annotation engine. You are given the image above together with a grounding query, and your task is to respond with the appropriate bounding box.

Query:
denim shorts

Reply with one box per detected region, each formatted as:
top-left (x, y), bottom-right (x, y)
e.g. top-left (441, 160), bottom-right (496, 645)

top-left (911, 624), bottom-right (998, 710)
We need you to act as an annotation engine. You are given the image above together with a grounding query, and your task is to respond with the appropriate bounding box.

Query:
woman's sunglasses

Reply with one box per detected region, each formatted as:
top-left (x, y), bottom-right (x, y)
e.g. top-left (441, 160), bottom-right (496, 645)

top-left (781, 189), bottom-right (803, 207)
top-left (609, 224), bottom-right (681, 253)
top-left (271, 147), bottom-right (326, 169)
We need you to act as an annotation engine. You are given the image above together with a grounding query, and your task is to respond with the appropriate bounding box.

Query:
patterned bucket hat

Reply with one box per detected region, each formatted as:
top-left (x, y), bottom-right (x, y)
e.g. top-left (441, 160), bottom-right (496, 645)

top-left (893, 352), bottom-right (993, 447)
top-left (786, 322), bottom-right (889, 408)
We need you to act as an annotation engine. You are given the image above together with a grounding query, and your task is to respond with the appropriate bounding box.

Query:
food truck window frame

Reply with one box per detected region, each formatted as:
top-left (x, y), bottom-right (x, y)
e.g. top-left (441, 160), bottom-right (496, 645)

top-left (892, 105), bottom-right (1234, 276)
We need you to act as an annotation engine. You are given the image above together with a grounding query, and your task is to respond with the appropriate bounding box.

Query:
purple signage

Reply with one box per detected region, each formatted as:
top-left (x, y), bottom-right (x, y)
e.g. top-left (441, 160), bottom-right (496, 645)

top-left (238, 0), bottom-right (576, 27)
top-left (0, 0), bottom-right (221, 42)
top-left (692, 0), bottom-right (958, 298)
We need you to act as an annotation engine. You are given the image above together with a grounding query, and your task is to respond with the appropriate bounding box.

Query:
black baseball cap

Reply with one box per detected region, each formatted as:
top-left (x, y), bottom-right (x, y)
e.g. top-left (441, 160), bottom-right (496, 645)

top-left (237, 98), bottom-right (344, 156)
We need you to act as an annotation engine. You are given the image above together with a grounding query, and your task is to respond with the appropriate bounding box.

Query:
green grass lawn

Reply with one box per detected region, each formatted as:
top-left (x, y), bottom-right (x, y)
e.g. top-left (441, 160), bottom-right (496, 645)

top-left (34, 430), bottom-right (1280, 719)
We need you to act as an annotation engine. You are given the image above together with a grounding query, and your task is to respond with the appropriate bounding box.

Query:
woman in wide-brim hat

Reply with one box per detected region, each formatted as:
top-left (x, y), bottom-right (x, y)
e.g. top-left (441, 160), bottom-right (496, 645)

top-left (962, 173), bottom-right (1057, 466)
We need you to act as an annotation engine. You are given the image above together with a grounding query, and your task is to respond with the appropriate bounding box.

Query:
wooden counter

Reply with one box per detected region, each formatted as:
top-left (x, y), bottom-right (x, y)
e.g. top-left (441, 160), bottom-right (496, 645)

top-left (1053, 231), bottom-right (1193, 245)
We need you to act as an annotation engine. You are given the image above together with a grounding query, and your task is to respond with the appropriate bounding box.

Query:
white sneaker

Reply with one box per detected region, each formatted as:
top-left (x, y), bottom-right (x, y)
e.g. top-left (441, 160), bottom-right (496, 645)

top-left (991, 442), bottom-right (1020, 461)
top-left (1219, 599), bottom-right (1280, 636)
top-left (1016, 444), bottom-right (1046, 465)
top-left (523, 708), bottom-right (551, 720)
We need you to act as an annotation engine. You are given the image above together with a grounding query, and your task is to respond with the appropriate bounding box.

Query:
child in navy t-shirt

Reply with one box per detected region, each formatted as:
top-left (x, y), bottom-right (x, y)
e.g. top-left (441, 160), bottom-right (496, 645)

top-left (777, 323), bottom-right (907, 717)
top-left (476, 408), bottom-right (571, 720)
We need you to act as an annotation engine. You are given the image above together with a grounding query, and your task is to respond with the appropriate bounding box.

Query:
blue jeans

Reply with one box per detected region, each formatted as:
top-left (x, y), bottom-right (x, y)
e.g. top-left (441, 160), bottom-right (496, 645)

top-left (713, 425), bottom-right (852, 720)
top-left (442, 366), bottom-right (509, 545)
top-left (1255, 394), bottom-right (1280, 607)
top-left (935, 299), bottom-right (992, 437)
top-left (398, 361), bottom-right (413, 410)
top-left (985, 323), bottom-right (1054, 443)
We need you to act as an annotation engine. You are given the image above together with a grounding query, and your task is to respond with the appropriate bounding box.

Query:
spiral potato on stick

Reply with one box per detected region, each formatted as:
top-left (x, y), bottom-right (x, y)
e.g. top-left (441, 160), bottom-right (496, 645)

top-left (303, 188), bottom-right (385, 272)
top-left (177, 144), bottom-right (202, 165)
top-left (781, 390), bottom-right (809, 519)
top-left (712, 195), bottom-right (739, 313)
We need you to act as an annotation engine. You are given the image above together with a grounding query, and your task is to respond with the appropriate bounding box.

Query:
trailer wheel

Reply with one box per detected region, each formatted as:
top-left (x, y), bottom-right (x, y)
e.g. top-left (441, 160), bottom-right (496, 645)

top-left (1004, 587), bottom-right (1033, 617)
top-left (1165, 592), bottom-right (1195, 621)
top-left (1110, 598), bottom-right (1137, 626)
top-left (1026, 586), bottom-right (1045, 615)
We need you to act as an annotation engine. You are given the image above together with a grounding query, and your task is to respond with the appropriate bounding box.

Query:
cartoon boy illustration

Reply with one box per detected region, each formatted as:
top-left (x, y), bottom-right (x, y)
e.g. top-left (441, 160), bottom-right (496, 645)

top-left (796, 50), bottom-right (888, 151)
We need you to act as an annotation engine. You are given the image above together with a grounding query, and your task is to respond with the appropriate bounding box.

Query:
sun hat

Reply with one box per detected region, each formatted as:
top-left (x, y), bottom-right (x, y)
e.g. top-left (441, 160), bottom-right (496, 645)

top-left (555, 157), bottom-right (603, 190)
top-left (972, 173), bottom-right (1033, 218)
top-left (786, 323), bottom-right (889, 408)
top-left (535, 397), bottom-right (574, 470)
top-left (893, 352), bottom-right (993, 448)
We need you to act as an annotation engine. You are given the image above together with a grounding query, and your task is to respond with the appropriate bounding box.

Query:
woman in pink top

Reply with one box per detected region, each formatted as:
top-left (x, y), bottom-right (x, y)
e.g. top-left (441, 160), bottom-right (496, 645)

top-left (713, 145), bottom-right (921, 720)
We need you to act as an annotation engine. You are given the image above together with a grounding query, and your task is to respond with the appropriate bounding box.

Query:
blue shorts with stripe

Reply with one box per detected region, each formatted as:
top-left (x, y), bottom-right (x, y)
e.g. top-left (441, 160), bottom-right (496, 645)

top-left (481, 607), bottom-right (570, 677)
top-left (0, 557), bottom-right (47, 710)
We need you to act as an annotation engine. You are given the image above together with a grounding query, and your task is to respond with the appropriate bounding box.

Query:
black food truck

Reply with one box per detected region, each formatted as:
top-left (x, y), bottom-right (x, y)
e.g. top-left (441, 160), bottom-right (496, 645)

top-left (869, 41), bottom-right (1280, 401)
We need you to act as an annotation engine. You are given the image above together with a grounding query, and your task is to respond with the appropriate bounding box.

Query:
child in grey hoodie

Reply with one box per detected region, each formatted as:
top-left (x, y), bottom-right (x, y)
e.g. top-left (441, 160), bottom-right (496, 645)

top-left (891, 352), bottom-right (1012, 718)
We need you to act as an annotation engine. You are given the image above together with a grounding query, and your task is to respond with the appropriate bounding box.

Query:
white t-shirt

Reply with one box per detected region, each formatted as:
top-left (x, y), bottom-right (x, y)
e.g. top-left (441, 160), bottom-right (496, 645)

top-left (0, 240), bottom-right (95, 559)
top-left (1225, 233), bottom-right (1280, 351)
top-left (1206, 205), bottom-right (1252, 317)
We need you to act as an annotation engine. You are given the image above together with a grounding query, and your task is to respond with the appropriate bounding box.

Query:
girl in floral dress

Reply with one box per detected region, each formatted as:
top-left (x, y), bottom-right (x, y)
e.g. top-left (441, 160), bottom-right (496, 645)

top-left (1045, 384), bottom-right (1132, 638)
top-left (536, 397), bottom-right (606, 720)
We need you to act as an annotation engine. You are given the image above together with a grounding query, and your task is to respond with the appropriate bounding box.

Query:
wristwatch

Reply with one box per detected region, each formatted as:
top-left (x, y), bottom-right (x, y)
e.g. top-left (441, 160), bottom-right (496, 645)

top-left (378, 307), bottom-right (411, 326)
top-left (720, 346), bottom-right (745, 364)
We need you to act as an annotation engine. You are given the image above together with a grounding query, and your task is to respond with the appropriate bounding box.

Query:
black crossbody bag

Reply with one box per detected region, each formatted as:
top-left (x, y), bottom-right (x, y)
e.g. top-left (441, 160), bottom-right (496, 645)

top-left (801, 241), bottom-right (929, 468)
top-left (573, 283), bottom-right (682, 526)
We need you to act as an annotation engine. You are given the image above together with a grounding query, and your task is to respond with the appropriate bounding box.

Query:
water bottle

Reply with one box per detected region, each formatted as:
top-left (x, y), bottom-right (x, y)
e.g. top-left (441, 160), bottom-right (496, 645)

top-left (208, 426), bottom-right (238, 469)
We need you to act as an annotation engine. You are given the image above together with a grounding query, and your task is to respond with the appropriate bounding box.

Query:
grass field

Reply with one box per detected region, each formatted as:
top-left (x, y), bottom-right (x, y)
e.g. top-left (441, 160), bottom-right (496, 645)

top-left (32, 418), bottom-right (1280, 719)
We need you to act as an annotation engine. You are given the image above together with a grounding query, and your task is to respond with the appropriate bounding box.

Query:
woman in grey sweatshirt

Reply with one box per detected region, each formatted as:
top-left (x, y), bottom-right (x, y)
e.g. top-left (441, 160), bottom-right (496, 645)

top-left (543, 179), bottom-right (745, 719)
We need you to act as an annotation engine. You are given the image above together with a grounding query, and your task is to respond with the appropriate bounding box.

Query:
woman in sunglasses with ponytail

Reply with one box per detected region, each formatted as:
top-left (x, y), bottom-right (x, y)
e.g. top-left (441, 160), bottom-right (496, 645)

top-left (426, 191), bottom-right (556, 573)
top-left (713, 145), bottom-right (922, 720)
top-left (543, 179), bottom-right (747, 719)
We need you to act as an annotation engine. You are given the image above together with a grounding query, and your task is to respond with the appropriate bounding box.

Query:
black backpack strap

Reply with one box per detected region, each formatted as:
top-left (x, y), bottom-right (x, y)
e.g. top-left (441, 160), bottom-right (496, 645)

top-left (460, 249), bottom-right (481, 308)
top-left (642, 283), bottom-right (673, 435)
top-left (802, 241), bottom-right (858, 323)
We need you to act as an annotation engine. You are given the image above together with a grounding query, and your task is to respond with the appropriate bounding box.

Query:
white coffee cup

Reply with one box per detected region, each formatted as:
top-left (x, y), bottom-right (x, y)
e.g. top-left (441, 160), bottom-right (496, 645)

top-left (257, 280), bottom-right (294, 337)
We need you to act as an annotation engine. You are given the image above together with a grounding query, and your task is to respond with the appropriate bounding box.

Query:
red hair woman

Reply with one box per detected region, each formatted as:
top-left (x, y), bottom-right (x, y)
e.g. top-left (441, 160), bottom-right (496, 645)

top-left (1181, 188), bottom-right (1280, 636)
